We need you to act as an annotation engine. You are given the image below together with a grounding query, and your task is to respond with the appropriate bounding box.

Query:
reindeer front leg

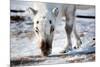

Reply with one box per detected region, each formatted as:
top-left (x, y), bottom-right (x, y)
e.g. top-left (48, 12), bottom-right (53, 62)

top-left (71, 26), bottom-right (82, 49)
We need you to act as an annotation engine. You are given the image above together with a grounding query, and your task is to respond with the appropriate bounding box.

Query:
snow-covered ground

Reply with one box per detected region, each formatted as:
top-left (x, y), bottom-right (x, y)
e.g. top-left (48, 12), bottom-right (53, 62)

top-left (10, 10), bottom-right (95, 58)
top-left (10, 1), bottom-right (95, 66)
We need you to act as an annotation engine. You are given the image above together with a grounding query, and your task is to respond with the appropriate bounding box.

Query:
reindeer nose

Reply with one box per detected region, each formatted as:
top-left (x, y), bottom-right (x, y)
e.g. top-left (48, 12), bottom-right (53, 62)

top-left (50, 25), bottom-right (54, 33)
top-left (35, 27), bottom-right (39, 33)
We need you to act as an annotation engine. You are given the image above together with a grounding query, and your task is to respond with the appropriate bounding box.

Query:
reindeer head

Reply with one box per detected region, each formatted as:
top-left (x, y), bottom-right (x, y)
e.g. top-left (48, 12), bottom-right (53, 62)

top-left (28, 7), bottom-right (59, 40)
top-left (28, 7), bottom-right (59, 56)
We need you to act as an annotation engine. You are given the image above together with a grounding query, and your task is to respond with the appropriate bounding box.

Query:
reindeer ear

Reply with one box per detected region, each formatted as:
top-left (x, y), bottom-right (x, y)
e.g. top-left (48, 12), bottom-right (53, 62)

top-left (28, 7), bottom-right (37, 15)
top-left (52, 8), bottom-right (59, 17)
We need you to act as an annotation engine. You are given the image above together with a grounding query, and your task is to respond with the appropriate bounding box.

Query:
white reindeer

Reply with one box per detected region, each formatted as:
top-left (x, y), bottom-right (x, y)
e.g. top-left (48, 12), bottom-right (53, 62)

top-left (28, 2), bottom-right (82, 56)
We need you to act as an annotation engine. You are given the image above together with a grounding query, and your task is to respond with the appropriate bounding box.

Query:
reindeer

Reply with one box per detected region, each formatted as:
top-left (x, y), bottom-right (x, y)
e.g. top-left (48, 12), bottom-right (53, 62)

top-left (28, 2), bottom-right (82, 56)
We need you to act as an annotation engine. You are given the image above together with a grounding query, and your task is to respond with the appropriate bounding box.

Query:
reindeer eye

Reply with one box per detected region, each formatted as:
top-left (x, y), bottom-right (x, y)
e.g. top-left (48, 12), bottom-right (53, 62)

top-left (49, 20), bottom-right (52, 24)
top-left (43, 16), bottom-right (46, 19)
top-left (37, 21), bottom-right (39, 24)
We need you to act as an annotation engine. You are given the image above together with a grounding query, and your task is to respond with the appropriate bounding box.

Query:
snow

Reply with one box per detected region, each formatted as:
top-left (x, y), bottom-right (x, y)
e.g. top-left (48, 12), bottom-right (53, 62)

top-left (75, 8), bottom-right (95, 16)
top-left (10, 1), bottom-right (95, 66)
top-left (10, 10), bottom-right (95, 58)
